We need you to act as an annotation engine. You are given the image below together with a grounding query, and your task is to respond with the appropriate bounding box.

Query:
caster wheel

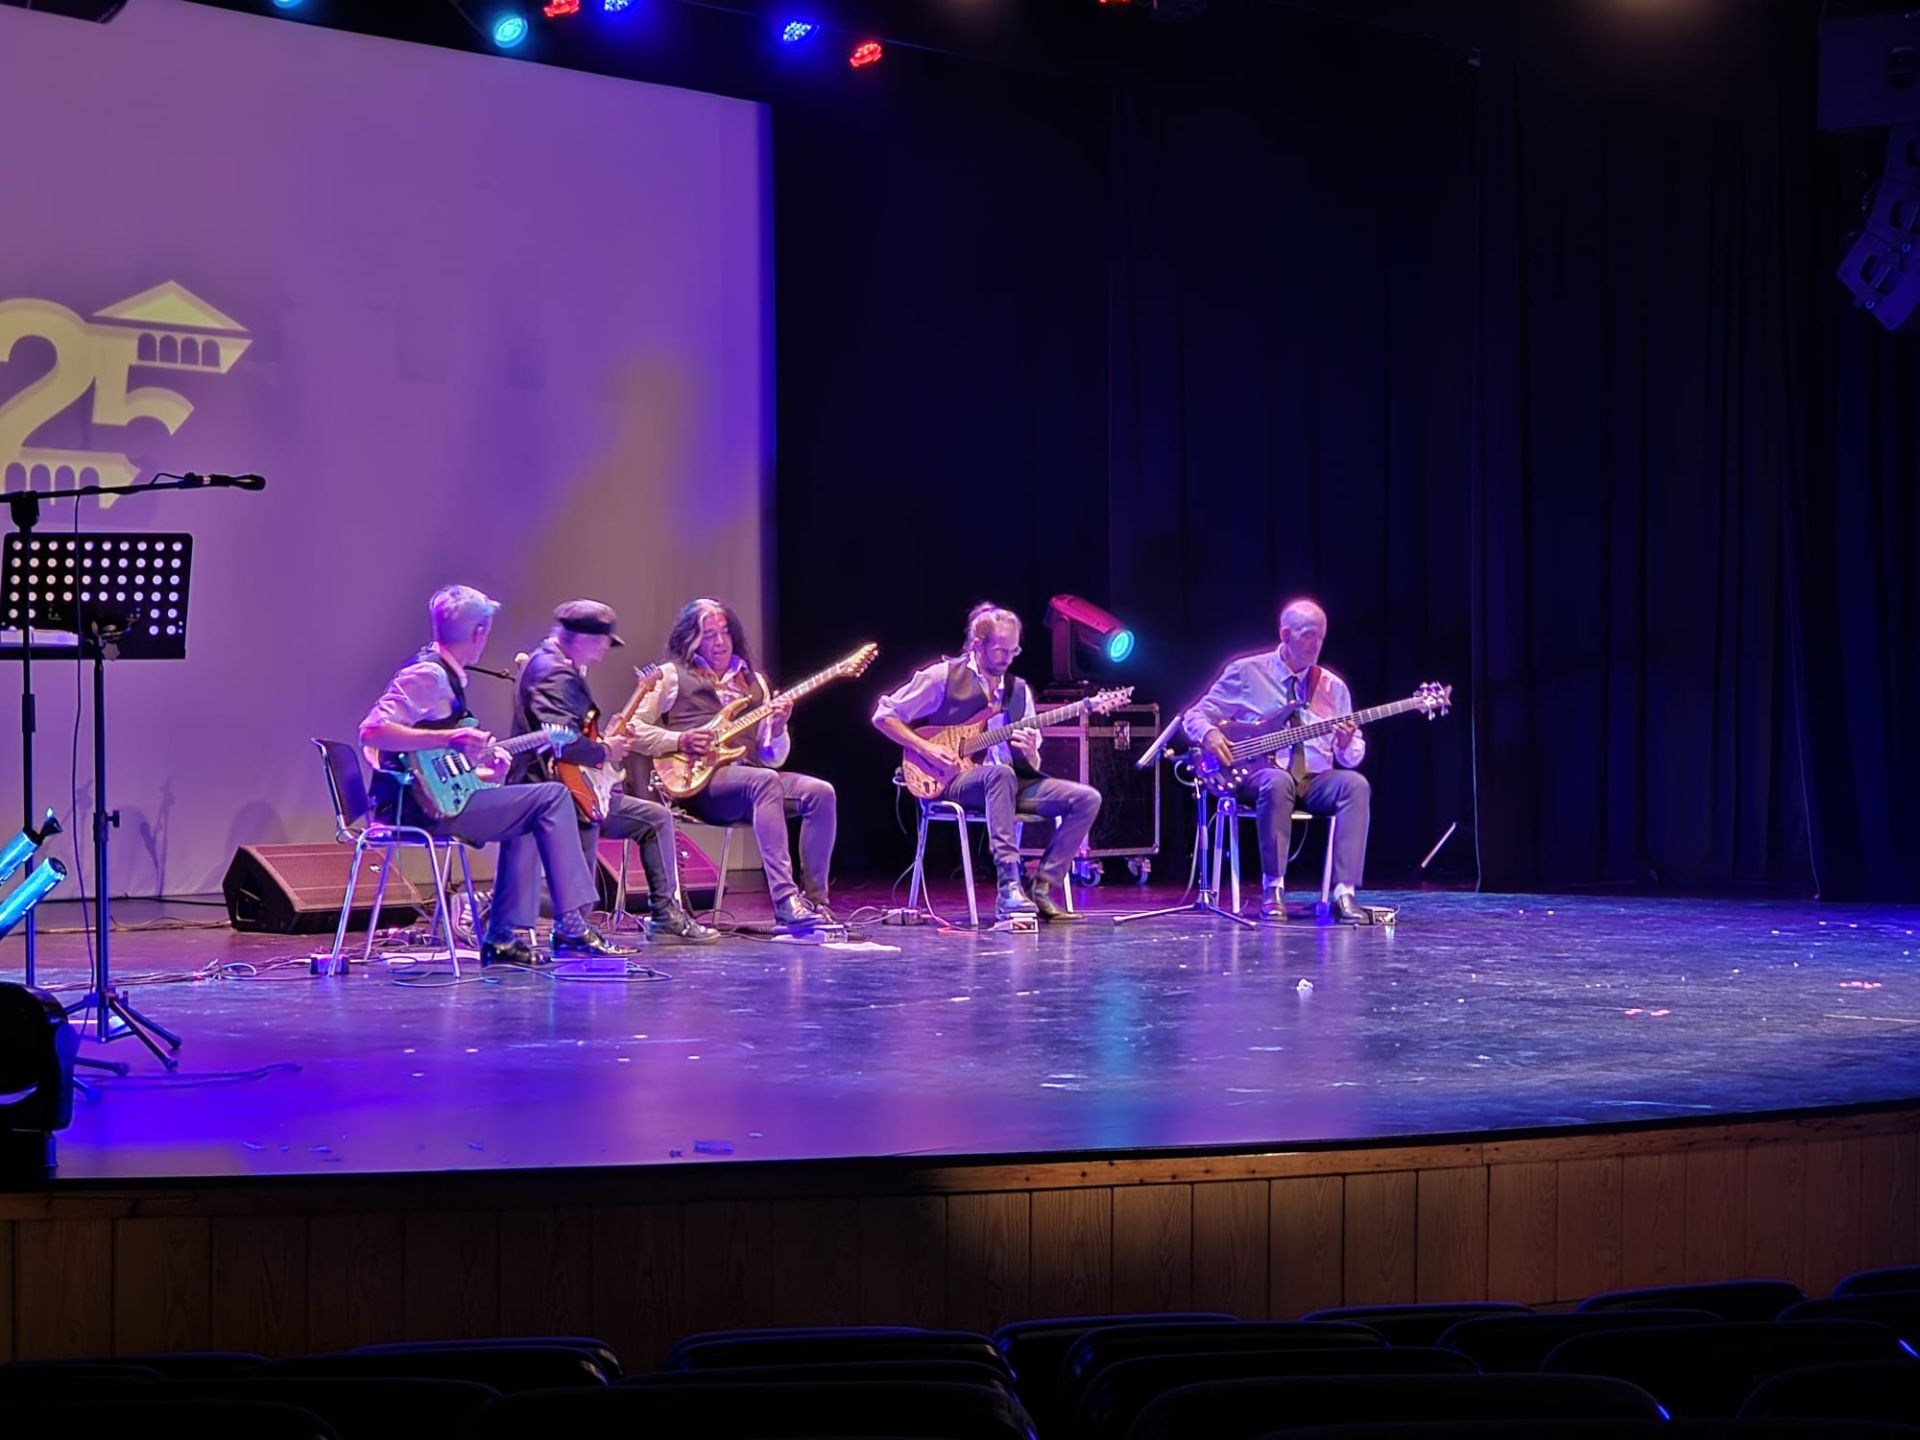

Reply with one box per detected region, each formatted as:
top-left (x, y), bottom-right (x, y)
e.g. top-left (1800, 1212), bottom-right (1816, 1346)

top-left (1071, 859), bottom-right (1104, 888)
top-left (1126, 858), bottom-right (1153, 884)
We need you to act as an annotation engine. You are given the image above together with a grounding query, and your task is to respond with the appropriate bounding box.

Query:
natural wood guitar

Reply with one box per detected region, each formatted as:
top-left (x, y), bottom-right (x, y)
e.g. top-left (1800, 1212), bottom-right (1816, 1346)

top-left (651, 643), bottom-right (879, 802)
top-left (899, 686), bottom-right (1134, 800)
top-left (553, 664), bottom-right (662, 822)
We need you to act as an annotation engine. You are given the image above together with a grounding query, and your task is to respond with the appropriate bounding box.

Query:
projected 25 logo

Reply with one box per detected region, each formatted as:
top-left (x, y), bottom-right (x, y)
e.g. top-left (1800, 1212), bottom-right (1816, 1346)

top-left (0, 283), bottom-right (251, 507)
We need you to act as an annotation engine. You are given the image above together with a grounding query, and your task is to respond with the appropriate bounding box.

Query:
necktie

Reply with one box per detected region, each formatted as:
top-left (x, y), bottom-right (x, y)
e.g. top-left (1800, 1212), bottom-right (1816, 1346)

top-left (1287, 674), bottom-right (1309, 789)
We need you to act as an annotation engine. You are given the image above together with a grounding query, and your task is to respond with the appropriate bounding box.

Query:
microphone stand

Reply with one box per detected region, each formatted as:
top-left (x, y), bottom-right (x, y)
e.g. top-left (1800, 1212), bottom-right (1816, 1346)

top-left (5, 471), bottom-right (259, 999)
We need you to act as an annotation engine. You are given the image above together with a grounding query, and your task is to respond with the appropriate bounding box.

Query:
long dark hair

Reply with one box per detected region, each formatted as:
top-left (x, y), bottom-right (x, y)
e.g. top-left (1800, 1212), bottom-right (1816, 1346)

top-left (665, 597), bottom-right (757, 675)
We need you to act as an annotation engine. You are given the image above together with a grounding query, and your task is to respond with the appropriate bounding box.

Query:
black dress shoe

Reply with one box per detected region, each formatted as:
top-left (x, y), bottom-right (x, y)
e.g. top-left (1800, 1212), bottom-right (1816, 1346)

top-left (1030, 880), bottom-right (1082, 923)
top-left (648, 903), bottom-right (722, 945)
top-left (1331, 892), bottom-right (1367, 924)
top-left (773, 894), bottom-right (822, 929)
top-left (551, 925), bottom-right (640, 958)
top-left (480, 935), bottom-right (542, 968)
top-left (1259, 888), bottom-right (1289, 924)
top-left (805, 897), bottom-right (840, 925)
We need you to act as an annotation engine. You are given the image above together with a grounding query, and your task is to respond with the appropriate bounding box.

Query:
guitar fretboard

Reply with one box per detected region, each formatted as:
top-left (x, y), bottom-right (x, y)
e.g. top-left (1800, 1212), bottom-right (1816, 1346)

top-left (714, 662), bottom-right (847, 744)
top-left (966, 699), bottom-right (1095, 757)
top-left (1228, 696), bottom-right (1432, 762)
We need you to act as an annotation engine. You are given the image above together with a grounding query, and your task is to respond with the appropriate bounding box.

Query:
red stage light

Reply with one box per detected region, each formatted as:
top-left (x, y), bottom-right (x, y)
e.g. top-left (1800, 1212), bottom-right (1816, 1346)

top-left (849, 40), bottom-right (883, 68)
top-left (543, 0), bottom-right (581, 16)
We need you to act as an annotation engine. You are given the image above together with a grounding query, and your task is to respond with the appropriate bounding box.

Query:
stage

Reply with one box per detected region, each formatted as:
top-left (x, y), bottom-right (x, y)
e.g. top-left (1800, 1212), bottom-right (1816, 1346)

top-left (3, 880), bottom-right (1916, 1366)
top-left (19, 883), bottom-right (1919, 1182)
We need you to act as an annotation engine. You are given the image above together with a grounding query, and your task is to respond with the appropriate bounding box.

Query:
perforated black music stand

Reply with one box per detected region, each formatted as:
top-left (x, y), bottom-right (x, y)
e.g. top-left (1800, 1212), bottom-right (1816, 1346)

top-left (0, 531), bottom-right (193, 1068)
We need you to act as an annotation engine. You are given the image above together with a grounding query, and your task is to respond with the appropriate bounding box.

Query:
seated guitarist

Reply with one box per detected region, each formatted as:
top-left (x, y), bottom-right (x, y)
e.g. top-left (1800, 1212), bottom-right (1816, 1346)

top-left (512, 600), bottom-right (719, 945)
top-left (871, 604), bottom-right (1099, 923)
top-left (358, 584), bottom-right (634, 966)
top-left (1184, 598), bottom-right (1370, 924)
top-left (627, 598), bottom-right (838, 930)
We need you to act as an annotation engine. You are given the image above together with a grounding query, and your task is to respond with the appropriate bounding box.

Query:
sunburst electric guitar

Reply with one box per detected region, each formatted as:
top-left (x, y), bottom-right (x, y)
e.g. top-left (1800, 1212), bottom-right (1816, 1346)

top-left (1188, 681), bottom-right (1453, 797)
top-left (899, 686), bottom-right (1135, 800)
top-left (553, 664), bottom-right (663, 823)
top-left (651, 643), bottom-right (880, 802)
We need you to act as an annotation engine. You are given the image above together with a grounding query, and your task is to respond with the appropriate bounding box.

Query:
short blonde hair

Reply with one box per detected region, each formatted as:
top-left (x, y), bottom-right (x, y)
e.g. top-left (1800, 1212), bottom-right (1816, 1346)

top-left (429, 584), bottom-right (499, 642)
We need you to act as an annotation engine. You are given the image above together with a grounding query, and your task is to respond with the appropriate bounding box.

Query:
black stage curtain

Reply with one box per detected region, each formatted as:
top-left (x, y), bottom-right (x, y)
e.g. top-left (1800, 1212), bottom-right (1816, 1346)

top-left (773, 2), bottom-right (1920, 899)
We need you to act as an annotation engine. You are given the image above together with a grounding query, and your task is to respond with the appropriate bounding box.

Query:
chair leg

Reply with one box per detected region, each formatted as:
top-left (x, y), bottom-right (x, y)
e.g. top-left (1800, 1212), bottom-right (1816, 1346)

top-left (713, 827), bottom-right (731, 916)
top-left (907, 805), bottom-right (931, 913)
top-left (457, 845), bottom-right (479, 943)
top-left (954, 813), bottom-right (980, 929)
top-left (1321, 813), bottom-right (1337, 908)
top-left (1055, 818), bottom-right (1074, 913)
top-left (361, 847), bottom-right (398, 964)
top-left (1229, 806), bottom-right (1245, 915)
top-left (427, 843), bottom-right (458, 977)
top-left (328, 839), bottom-right (367, 977)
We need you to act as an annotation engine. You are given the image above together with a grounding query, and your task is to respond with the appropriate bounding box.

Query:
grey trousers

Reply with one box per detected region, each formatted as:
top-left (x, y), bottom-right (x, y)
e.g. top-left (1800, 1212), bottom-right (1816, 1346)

top-left (944, 763), bottom-right (1102, 887)
top-left (429, 781), bottom-right (598, 939)
top-left (685, 765), bottom-right (837, 906)
top-left (581, 793), bottom-right (678, 914)
top-left (1244, 765), bottom-right (1371, 891)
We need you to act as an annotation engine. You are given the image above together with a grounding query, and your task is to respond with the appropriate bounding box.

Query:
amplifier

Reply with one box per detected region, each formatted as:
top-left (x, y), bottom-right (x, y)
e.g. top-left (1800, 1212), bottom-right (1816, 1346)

top-left (1023, 701), bottom-right (1161, 861)
top-left (594, 831), bottom-right (724, 911)
top-left (223, 843), bottom-right (423, 934)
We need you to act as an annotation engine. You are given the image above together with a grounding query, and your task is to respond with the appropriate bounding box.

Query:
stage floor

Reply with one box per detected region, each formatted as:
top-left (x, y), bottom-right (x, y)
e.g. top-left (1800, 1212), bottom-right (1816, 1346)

top-left (17, 884), bottom-right (1920, 1182)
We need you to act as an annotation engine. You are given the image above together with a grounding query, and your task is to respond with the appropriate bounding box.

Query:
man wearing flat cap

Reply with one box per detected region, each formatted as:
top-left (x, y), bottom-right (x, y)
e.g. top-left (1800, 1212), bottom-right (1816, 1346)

top-left (514, 600), bottom-right (719, 944)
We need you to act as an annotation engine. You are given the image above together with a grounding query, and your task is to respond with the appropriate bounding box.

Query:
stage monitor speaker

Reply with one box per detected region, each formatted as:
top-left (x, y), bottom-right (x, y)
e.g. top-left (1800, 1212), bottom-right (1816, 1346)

top-left (1820, 12), bottom-right (1920, 131)
top-left (593, 831), bottom-right (723, 912)
top-left (223, 843), bottom-right (423, 934)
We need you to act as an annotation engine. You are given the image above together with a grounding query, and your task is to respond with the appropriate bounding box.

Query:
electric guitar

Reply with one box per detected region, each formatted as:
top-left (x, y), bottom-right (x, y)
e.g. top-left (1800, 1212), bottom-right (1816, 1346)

top-left (554, 664), bottom-right (663, 822)
top-left (394, 721), bottom-right (578, 822)
top-left (1188, 682), bottom-right (1453, 797)
top-left (900, 686), bottom-right (1135, 800)
top-left (651, 643), bottom-right (880, 801)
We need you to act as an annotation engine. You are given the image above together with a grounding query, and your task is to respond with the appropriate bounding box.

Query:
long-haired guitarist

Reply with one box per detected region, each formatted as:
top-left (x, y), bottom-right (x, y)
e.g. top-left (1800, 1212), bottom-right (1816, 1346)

top-left (871, 604), bottom-right (1100, 924)
top-left (511, 600), bottom-right (719, 946)
top-left (357, 584), bottom-right (635, 966)
top-left (626, 598), bottom-right (839, 930)
top-left (1184, 598), bottom-right (1371, 924)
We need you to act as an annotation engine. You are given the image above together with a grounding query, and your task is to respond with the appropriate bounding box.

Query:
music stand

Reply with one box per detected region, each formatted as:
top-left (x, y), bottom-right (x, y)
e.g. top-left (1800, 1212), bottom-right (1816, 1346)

top-left (1, 530), bottom-right (193, 1068)
top-left (1111, 721), bottom-right (1256, 930)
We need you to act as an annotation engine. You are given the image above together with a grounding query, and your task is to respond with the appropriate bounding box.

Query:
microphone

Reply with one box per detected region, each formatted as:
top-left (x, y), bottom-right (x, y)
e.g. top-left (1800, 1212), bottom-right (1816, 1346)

top-left (184, 472), bottom-right (266, 490)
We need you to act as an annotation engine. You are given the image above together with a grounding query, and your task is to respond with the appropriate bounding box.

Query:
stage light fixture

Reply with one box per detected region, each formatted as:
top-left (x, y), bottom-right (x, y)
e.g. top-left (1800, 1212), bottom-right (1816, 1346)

top-left (0, 982), bottom-right (79, 1180)
top-left (780, 20), bottom-right (817, 43)
top-left (0, 810), bottom-right (62, 886)
top-left (604, 0), bottom-right (633, 10)
top-left (849, 39), bottom-right (883, 67)
top-left (543, 0), bottom-right (580, 15)
top-left (0, 857), bottom-right (66, 941)
top-left (1046, 594), bottom-right (1135, 684)
top-left (271, 0), bottom-right (304, 9)
top-left (491, 11), bottom-right (530, 47)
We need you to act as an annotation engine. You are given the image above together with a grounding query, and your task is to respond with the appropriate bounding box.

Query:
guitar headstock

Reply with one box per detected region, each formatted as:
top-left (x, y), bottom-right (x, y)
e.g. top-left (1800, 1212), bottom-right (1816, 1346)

top-left (1086, 686), bottom-right (1135, 714)
top-left (1415, 682), bottom-right (1452, 718)
top-left (542, 723), bottom-right (581, 750)
top-left (836, 642), bottom-right (880, 678)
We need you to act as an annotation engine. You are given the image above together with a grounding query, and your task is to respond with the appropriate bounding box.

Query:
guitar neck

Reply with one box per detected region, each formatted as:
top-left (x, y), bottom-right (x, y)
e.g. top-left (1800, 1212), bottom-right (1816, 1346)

top-left (1229, 695), bottom-right (1428, 762)
top-left (497, 729), bottom-right (559, 756)
top-left (610, 665), bottom-right (662, 732)
top-left (966, 698), bottom-right (1088, 757)
top-left (716, 664), bottom-right (837, 743)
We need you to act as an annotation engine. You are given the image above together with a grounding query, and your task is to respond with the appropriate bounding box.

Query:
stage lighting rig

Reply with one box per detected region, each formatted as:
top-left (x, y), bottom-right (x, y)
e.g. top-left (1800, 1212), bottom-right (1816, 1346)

top-left (0, 810), bottom-right (62, 886)
top-left (0, 982), bottom-right (80, 1179)
top-left (1046, 593), bottom-right (1135, 686)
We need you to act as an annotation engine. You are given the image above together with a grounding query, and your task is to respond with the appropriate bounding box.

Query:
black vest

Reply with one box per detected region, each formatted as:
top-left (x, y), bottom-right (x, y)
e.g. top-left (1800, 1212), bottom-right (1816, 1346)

top-left (370, 650), bottom-right (471, 825)
top-left (916, 661), bottom-right (1040, 776)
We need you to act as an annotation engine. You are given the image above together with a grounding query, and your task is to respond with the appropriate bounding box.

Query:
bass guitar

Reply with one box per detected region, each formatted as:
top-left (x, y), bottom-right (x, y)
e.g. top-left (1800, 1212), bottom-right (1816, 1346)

top-left (554, 664), bottom-right (663, 822)
top-left (395, 721), bottom-right (578, 822)
top-left (900, 686), bottom-right (1134, 800)
top-left (651, 643), bottom-right (879, 801)
top-left (1187, 682), bottom-right (1453, 797)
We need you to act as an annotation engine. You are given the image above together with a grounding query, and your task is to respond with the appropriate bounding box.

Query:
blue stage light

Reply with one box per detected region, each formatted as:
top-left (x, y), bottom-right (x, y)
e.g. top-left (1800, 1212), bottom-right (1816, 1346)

top-left (780, 20), bottom-right (817, 43)
top-left (491, 12), bottom-right (530, 48)
top-left (0, 858), bottom-right (66, 941)
top-left (1105, 629), bottom-right (1136, 663)
top-left (271, 0), bottom-right (303, 9)
top-left (604, 0), bottom-right (634, 10)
